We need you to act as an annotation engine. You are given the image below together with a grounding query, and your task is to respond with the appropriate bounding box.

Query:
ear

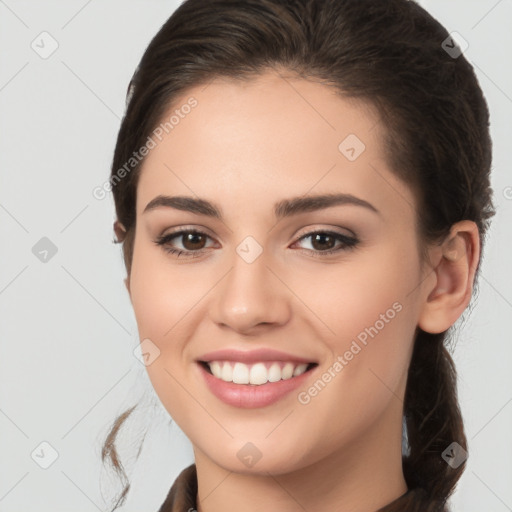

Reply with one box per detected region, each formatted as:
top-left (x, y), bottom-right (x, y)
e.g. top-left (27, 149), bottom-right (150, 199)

top-left (113, 220), bottom-right (131, 297)
top-left (113, 220), bottom-right (127, 243)
top-left (418, 220), bottom-right (481, 334)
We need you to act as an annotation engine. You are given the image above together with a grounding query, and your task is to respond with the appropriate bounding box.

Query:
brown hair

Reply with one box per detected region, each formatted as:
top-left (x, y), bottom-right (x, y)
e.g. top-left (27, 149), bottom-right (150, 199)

top-left (103, 0), bottom-right (495, 510)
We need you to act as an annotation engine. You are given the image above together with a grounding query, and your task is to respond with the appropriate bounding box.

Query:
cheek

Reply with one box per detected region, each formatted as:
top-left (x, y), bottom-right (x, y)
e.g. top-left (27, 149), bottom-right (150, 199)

top-left (292, 302), bottom-right (418, 461)
top-left (128, 237), bottom-right (222, 409)
top-left (128, 242), bottom-right (203, 422)
top-left (291, 240), bottom-right (421, 348)
top-left (129, 237), bottom-right (206, 342)
top-left (295, 241), bottom-right (420, 390)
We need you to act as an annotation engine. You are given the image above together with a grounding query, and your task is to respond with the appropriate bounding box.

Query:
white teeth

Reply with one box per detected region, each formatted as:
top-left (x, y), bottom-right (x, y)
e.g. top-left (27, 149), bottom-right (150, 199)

top-left (232, 362), bottom-right (249, 384)
top-left (282, 362), bottom-right (294, 379)
top-left (206, 360), bottom-right (312, 385)
top-left (210, 361), bottom-right (221, 377)
top-left (249, 363), bottom-right (268, 385)
top-left (221, 362), bottom-right (233, 381)
top-left (293, 363), bottom-right (308, 377)
top-left (268, 362), bottom-right (282, 382)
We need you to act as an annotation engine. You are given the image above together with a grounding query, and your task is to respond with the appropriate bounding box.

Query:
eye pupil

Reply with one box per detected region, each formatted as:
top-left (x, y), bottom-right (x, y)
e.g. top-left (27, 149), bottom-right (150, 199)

top-left (312, 233), bottom-right (335, 251)
top-left (184, 232), bottom-right (205, 250)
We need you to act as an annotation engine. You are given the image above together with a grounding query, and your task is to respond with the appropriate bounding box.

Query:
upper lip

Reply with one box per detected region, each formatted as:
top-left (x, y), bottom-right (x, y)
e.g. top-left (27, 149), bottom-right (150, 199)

top-left (197, 348), bottom-right (317, 365)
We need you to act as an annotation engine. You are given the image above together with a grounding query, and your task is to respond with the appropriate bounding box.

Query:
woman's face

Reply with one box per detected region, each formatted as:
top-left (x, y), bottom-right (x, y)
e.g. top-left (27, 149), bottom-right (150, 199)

top-left (127, 70), bottom-right (433, 475)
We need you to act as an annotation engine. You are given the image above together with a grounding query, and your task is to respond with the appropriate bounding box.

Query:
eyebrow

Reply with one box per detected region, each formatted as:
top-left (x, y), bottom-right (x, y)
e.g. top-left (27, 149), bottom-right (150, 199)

top-left (143, 193), bottom-right (380, 219)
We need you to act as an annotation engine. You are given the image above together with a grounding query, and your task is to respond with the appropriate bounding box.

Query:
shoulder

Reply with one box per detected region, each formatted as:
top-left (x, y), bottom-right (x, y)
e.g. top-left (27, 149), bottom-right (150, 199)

top-left (157, 464), bottom-right (197, 512)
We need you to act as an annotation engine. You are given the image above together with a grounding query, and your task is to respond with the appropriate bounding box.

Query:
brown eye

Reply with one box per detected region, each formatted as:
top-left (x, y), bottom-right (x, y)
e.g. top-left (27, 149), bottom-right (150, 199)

top-left (181, 232), bottom-right (207, 250)
top-left (293, 230), bottom-right (359, 257)
top-left (310, 233), bottom-right (337, 251)
top-left (154, 228), bottom-right (359, 259)
top-left (154, 229), bottom-right (215, 258)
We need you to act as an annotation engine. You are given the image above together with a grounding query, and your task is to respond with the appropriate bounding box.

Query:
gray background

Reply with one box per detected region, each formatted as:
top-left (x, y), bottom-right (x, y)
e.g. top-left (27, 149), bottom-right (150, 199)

top-left (0, 1), bottom-right (510, 511)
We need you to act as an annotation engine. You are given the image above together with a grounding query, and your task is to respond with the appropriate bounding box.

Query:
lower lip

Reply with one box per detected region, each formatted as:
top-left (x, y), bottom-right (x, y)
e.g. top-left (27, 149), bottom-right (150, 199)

top-left (197, 362), bottom-right (315, 409)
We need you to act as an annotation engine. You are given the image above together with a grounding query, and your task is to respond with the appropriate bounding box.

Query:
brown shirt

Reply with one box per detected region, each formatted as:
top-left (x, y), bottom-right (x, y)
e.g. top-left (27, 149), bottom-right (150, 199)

top-left (157, 464), bottom-right (198, 512)
top-left (156, 463), bottom-right (444, 512)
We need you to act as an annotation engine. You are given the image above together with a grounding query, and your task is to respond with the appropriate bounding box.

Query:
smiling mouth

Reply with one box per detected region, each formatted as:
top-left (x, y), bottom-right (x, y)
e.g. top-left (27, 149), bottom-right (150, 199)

top-left (198, 360), bottom-right (318, 386)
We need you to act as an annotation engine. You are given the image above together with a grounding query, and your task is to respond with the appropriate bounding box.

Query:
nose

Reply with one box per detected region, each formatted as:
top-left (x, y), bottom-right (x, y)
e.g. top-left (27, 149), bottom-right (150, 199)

top-left (209, 248), bottom-right (291, 335)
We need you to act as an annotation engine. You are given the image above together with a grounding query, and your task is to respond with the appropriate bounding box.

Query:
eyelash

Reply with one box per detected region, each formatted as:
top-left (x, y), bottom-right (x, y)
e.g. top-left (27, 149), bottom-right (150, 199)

top-left (153, 228), bottom-right (359, 259)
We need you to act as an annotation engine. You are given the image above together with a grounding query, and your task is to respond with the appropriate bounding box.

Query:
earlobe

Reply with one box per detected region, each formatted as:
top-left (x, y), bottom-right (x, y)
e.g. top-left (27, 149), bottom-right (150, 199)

top-left (124, 276), bottom-right (131, 296)
top-left (418, 221), bottom-right (480, 334)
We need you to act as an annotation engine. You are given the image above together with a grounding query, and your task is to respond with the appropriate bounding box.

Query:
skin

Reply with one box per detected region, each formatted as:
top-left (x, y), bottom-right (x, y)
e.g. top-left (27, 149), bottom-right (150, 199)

top-left (122, 69), bottom-right (480, 512)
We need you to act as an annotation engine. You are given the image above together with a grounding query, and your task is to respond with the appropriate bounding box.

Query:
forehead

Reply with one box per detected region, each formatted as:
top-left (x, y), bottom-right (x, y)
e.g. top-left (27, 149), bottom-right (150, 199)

top-left (135, 70), bottom-right (415, 221)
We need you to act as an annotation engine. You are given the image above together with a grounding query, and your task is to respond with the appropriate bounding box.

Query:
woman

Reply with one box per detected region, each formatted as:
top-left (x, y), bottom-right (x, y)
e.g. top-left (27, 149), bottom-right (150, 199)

top-left (102, 0), bottom-right (495, 510)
